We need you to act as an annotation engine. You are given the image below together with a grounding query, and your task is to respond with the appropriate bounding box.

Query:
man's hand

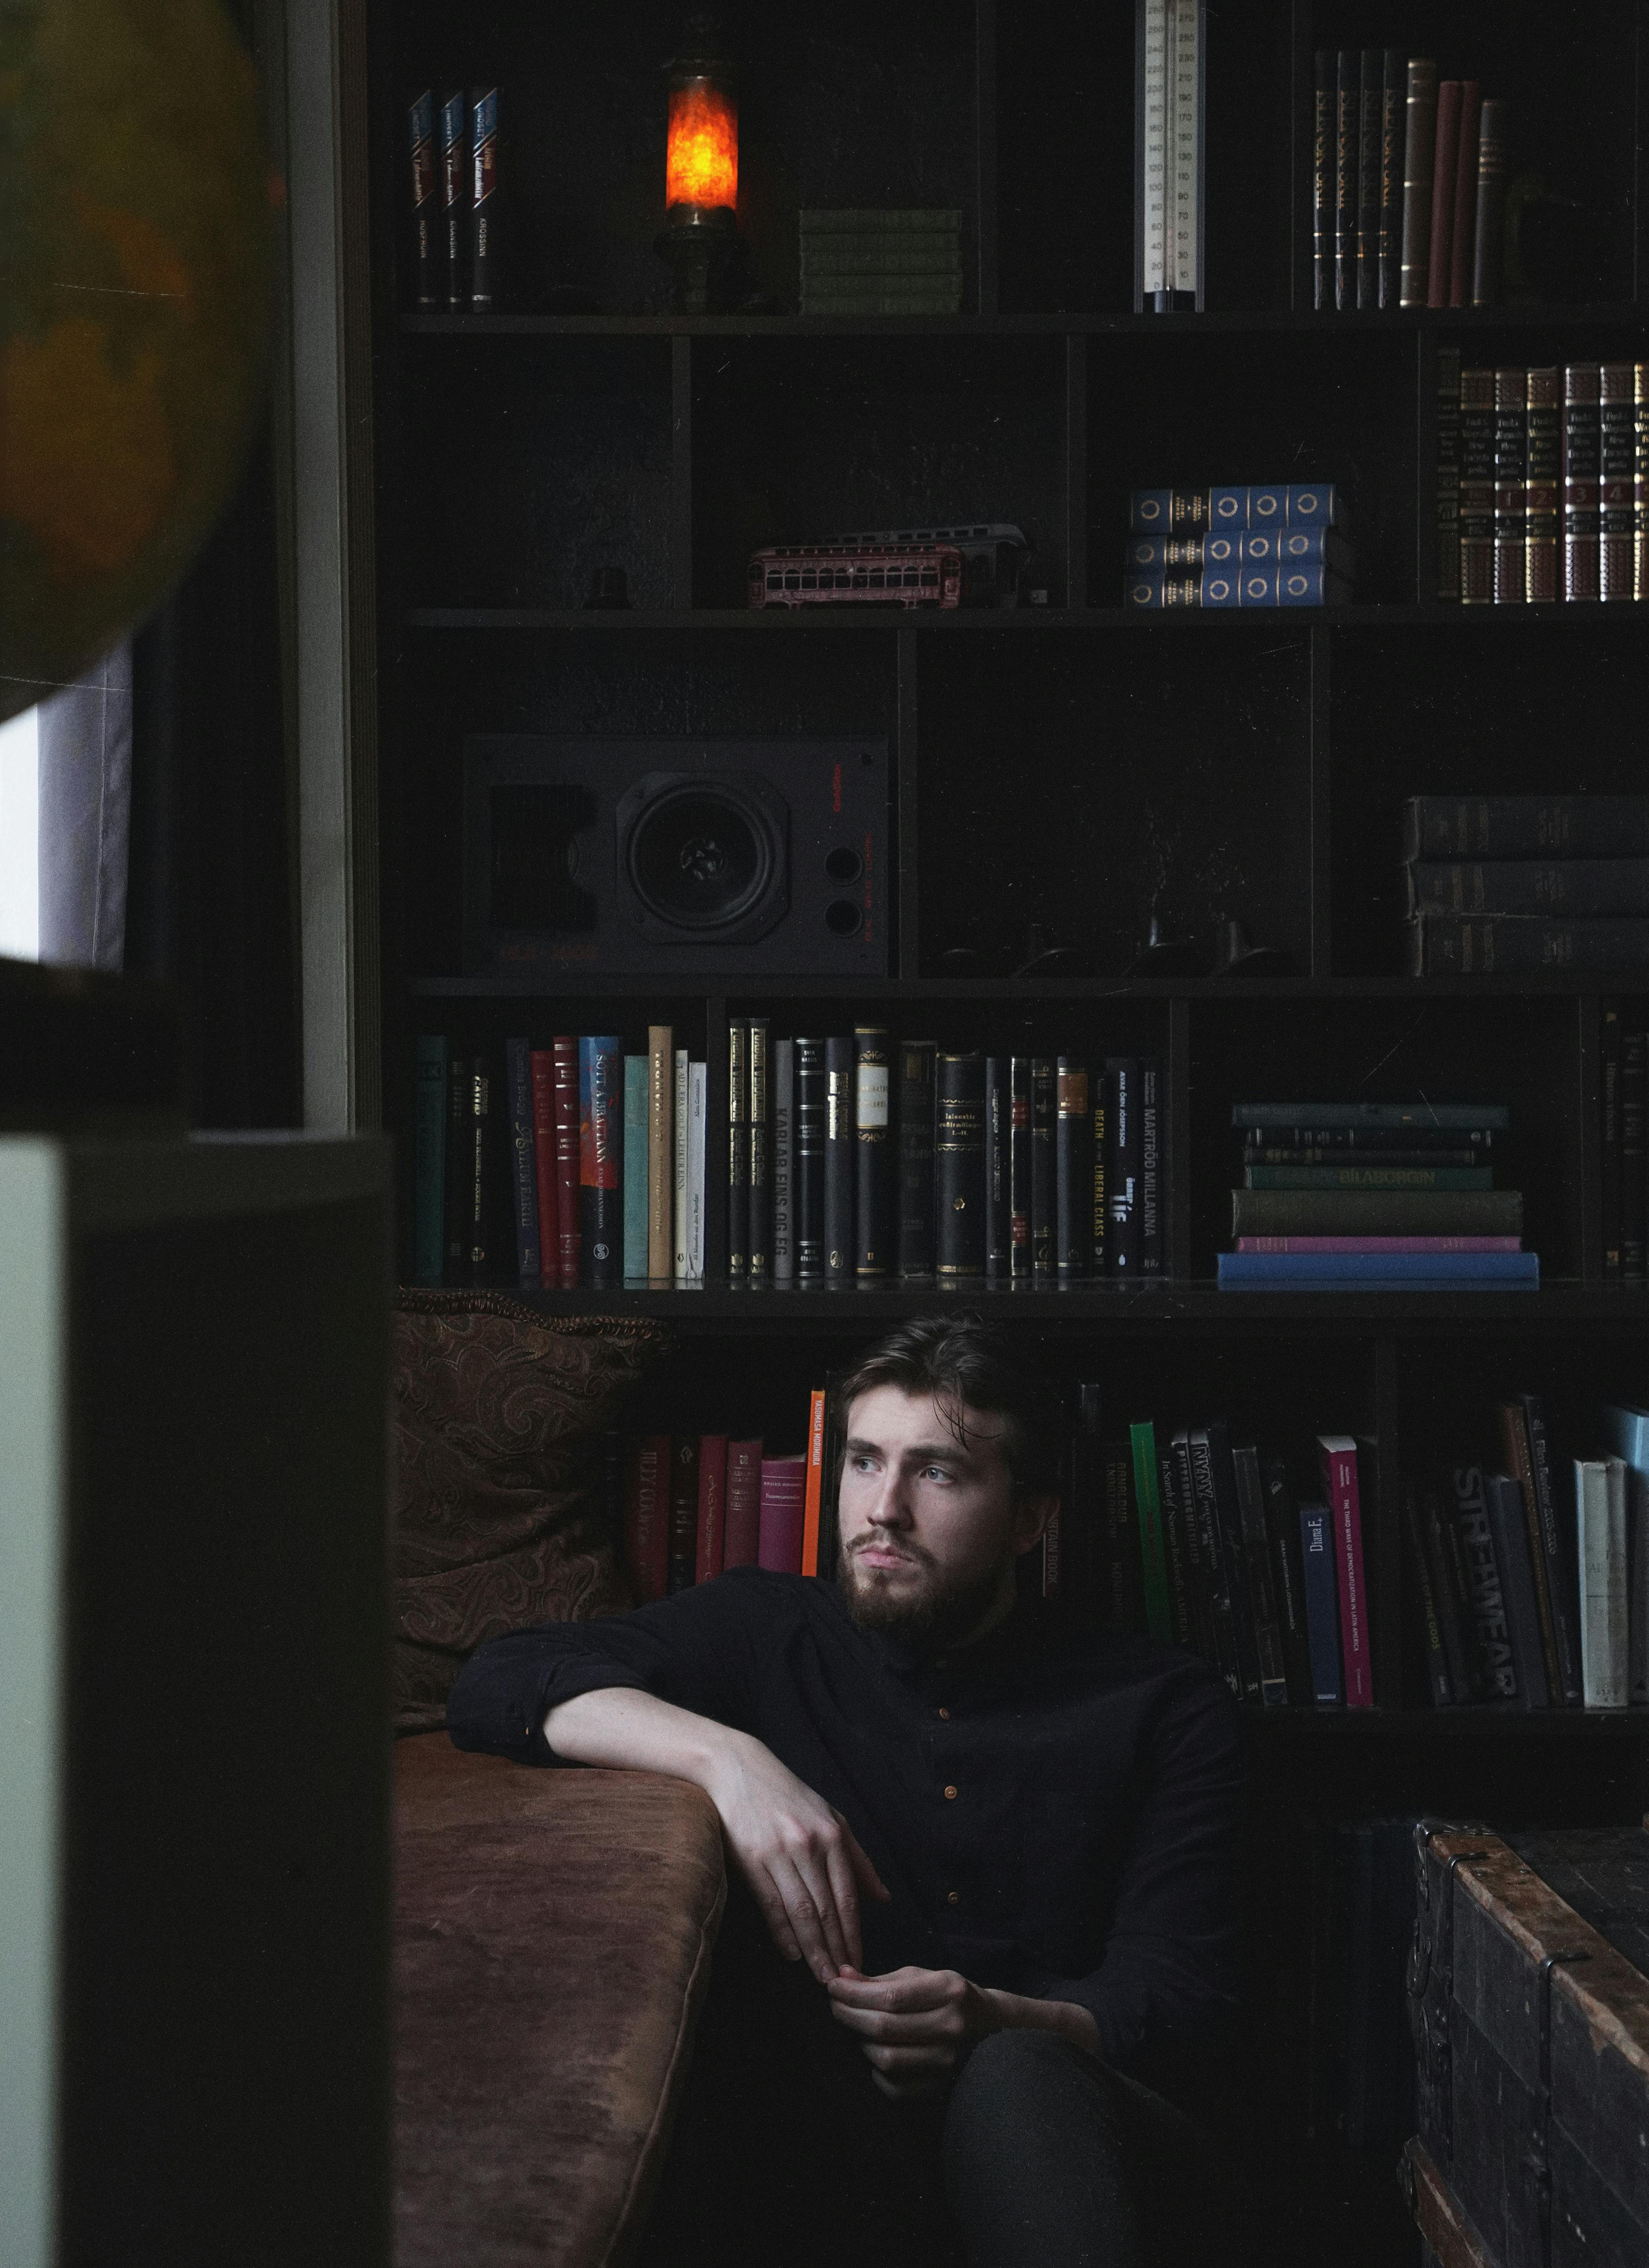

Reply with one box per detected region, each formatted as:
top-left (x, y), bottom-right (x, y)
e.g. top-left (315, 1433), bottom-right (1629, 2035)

top-left (825, 1964), bottom-right (1006, 2099)
top-left (702, 1733), bottom-right (891, 1982)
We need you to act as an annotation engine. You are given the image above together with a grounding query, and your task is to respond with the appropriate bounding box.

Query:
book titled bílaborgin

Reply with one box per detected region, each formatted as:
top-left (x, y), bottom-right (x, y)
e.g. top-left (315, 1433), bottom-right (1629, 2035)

top-left (1130, 485), bottom-right (1348, 531)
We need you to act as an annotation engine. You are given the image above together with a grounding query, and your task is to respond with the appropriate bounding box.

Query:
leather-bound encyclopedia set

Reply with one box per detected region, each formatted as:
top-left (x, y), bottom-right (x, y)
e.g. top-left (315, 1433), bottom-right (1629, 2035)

top-left (1403, 1822), bottom-right (1649, 2268)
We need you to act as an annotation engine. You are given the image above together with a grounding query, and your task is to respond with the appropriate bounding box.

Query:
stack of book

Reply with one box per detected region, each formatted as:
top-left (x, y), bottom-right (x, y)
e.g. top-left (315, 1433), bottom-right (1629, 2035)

top-left (622, 1388), bottom-right (838, 1598)
top-left (1217, 1100), bottom-right (1535, 1291)
top-left (1435, 354), bottom-right (1648, 605)
top-left (1314, 54), bottom-right (1508, 312)
top-left (797, 210), bottom-right (962, 317)
top-left (1406, 795), bottom-right (1649, 975)
top-left (1405, 1397), bottom-right (1649, 1710)
top-left (412, 1029), bottom-right (709, 1292)
top-left (1122, 486), bottom-right (1353, 609)
top-left (734, 1026), bottom-right (1165, 1285)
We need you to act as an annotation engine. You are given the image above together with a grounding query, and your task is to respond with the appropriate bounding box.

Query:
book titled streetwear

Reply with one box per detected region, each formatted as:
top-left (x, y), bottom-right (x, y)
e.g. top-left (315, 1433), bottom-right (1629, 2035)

top-left (1123, 486), bottom-right (1354, 607)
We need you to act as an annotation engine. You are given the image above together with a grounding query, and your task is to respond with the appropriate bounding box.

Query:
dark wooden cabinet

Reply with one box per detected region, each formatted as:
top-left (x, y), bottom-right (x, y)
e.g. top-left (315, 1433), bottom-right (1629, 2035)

top-left (362, 5), bottom-right (1649, 2257)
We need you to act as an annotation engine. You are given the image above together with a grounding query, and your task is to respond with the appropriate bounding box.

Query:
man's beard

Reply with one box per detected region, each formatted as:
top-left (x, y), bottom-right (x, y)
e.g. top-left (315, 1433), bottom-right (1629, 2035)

top-left (838, 1539), bottom-right (1006, 1651)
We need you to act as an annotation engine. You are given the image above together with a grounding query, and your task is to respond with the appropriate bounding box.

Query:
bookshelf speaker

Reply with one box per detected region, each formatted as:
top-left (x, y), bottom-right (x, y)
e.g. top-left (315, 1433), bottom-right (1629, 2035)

top-left (462, 735), bottom-right (889, 975)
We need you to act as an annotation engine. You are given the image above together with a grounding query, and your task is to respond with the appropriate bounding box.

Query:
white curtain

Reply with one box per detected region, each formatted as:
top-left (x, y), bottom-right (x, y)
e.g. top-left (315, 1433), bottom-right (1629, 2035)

top-left (36, 645), bottom-right (131, 971)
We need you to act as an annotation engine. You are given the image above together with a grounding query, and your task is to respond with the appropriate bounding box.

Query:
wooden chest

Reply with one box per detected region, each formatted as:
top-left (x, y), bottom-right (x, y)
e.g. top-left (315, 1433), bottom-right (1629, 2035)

top-left (1403, 1824), bottom-right (1649, 2268)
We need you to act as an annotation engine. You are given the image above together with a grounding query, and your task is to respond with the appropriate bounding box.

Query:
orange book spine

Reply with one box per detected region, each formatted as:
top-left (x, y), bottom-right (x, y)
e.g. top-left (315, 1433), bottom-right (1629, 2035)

top-left (799, 1388), bottom-right (827, 1575)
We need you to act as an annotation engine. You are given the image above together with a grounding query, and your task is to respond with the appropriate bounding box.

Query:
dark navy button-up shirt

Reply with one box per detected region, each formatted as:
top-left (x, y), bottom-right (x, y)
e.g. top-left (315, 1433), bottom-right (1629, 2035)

top-left (446, 1567), bottom-right (1243, 2074)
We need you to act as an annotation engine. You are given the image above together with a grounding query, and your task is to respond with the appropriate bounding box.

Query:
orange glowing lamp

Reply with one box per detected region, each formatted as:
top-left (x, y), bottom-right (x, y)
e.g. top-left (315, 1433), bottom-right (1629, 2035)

top-left (657, 15), bottom-right (740, 313)
top-left (667, 79), bottom-right (737, 216)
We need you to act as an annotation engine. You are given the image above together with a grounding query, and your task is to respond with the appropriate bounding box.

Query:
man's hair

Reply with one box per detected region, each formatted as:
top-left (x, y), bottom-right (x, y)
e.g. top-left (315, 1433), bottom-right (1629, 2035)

top-left (835, 1313), bottom-right (1063, 1500)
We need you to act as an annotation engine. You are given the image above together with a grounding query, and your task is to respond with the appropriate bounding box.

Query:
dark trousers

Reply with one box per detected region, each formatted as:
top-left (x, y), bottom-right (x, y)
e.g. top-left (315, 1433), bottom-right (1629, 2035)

top-left (638, 1878), bottom-right (1224, 2268)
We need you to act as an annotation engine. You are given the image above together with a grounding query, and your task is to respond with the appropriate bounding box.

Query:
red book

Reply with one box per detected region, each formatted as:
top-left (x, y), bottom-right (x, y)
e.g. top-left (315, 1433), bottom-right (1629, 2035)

top-left (758, 1455), bottom-right (807, 1575)
top-left (1425, 80), bottom-right (1461, 308)
top-left (667, 1435), bottom-right (700, 1593)
top-left (551, 1036), bottom-right (581, 1288)
top-left (1447, 81), bottom-right (1481, 308)
top-left (724, 1439), bottom-right (764, 1569)
top-left (624, 1435), bottom-right (670, 1605)
top-left (799, 1389), bottom-right (826, 1576)
top-left (529, 1049), bottom-right (559, 1289)
top-left (695, 1435), bottom-right (729, 1584)
top-left (1317, 1435), bottom-right (1373, 1707)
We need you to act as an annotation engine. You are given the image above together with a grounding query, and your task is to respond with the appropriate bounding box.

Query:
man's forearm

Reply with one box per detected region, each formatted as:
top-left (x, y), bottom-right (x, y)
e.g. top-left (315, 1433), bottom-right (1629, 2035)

top-left (981, 1987), bottom-right (1102, 2058)
top-left (544, 1686), bottom-right (741, 1791)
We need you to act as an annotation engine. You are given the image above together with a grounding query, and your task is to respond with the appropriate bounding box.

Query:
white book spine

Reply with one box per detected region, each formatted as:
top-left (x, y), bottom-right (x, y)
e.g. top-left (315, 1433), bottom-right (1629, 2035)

top-left (1168, 0), bottom-right (1201, 294)
top-left (686, 1061), bottom-right (707, 1281)
top-left (673, 1049), bottom-right (690, 1280)
top-left (1140, 0), bottom-right (1168, 294)
top-left (772, 1038), bottom-right (794, 1283)
top-left (1576, 1456), bottom-right (1629, 1707)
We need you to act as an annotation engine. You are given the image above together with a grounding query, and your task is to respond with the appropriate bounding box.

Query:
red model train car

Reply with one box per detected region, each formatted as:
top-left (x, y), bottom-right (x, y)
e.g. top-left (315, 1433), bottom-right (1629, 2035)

top-left (747, 542), bottom-right (964, 609)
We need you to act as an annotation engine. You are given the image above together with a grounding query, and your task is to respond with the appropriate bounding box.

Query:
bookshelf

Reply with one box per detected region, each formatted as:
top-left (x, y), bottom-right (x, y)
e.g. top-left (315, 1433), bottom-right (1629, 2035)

top-left (361, 3), bottom-right (1649, 2257)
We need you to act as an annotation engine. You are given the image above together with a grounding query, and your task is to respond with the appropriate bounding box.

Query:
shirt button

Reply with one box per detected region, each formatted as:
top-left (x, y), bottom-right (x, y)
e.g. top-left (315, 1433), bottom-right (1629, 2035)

top-left (943, 1784), bottom-right (958, 1801)
top-left (946, 1890), bottom-right (961, 1906)
top-left (937, 1706), bottom-right (951, 1720)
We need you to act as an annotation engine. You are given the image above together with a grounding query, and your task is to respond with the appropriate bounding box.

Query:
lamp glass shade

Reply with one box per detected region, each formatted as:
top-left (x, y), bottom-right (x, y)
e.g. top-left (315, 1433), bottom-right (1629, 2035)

top-left (665, 78), bottom-right (736, 213)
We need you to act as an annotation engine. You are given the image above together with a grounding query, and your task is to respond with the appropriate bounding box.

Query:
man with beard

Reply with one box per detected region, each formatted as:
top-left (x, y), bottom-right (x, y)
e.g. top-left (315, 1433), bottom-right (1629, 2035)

top-left (448, 1316), bottom-right (1243, 2268)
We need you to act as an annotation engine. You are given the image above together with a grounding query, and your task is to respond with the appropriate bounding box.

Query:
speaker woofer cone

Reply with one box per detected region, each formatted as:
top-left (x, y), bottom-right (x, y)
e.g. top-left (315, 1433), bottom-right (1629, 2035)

top-left (625, 782), bottom-right (780, 932)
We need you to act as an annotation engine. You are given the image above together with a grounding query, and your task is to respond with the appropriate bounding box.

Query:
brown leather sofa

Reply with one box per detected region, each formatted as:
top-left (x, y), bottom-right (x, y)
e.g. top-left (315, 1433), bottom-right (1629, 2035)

top-left (393, 1736), bottom-right (727, 2268)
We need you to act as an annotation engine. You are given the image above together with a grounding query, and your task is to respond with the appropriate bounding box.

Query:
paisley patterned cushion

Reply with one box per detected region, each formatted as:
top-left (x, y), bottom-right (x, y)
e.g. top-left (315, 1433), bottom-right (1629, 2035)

top-left (390, 1290), bottom-right (670, 1728)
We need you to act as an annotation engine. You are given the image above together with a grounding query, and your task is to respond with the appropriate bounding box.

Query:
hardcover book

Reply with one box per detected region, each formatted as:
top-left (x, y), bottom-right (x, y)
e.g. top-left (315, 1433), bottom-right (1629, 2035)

top-left (1562, 363), bottom-right (1602, 601)
top-left (1493, 364), bottom-right (1527, 604)
top-left (1524, 366), bottom-right (1560, 602)
top-left (1055, 1060), bottom-right (1092, 1278)
top-left (854, 1025), bottom-right (892, 1279)
top-left (984, 1055), bottom-right (1011, 1279)
top-left (723, 1438), bottom-right (764, 1569)
top-left (578, 1035), bottom-right (623, 1289)
top-left (1408, 859), bottom-right (1649, 918)
top-left (1106, 1058), bottom-right (1141, 1275)
top-left (1599, 362), bottom-right (1635, 600)
top-left (1574, 1457), bottom-right (1628, 1707)
top-left (1129, 1419), bottom-right (1172, 1641)
top-left (673, 1049), bottom-right (690, 1283)
top-left (899, 1039), bottom-right (937, 1277)
top-left (1030, 1058), bottom-right (1056, 1273)
top-left (552, 1035), bottom-right (581, 1288)
top-left (1449, 1464), bottom-right (1518, 1701)
top-left (824, 1035), bottom-right (855, 1284)
top-left (695, 1435), bottom-right (728, 1586)
top-left (1483, 1470), bottom-right (1551, 1707)
top-left (936, 1053), bottom-right (986, 1278)
top-left (647, 1026), bottom-right (673, 1281)
top-left (1398, 57), bottom-right (1438, 309)
top-left (1009, 1054), bottom-right (1032, 1279)
top-left (757, 1455), bottom-right (807, 1575)
top-left (796, 1038), bottom-right (825, 1279)
top-left (748, 1018), bottom-right (771, 1278)
top-left (414, 1033), bottom-right (448, 1287)
top-left (727, 1023), bottom-right (749, 1280)
top-left (529, 1047), bottom-right (559, 1290)
top-left (624, 1053), bottom-right (649, 1283)
top-left (772, 1038), bottom-right (795, 1283)
top-left (1298, 1503), bottom-right (1344, 1704)
top-left (438, 90), bottom-right (466, 309)
top-left (1403, 796), bottom-right (1649, 860)
top-left (1317, 1436), bottom-right (1373, 1706)
top-left (667, 1435), bottom-right (700, 1595)
top-left (1458, 364), bottom-right (1495, 602)
top-left (1410, 913), bottom-right (1649, 975)
top-left (625, 1435), bottom-right (670, 1604)
top-left (407, 91), bottom-right (438, 308)
top-left (1425, 78), bottom-right (1461, 309)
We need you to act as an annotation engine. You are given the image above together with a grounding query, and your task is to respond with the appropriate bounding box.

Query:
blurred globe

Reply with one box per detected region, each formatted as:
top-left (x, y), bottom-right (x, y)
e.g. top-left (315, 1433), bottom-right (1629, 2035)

top-left (0, 0), bottom-right (273, 721)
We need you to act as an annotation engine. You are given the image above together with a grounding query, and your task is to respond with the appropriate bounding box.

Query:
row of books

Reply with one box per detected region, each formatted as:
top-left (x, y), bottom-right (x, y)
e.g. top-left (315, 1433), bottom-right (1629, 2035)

top-left (407, 87), bottom-right (499, 312)
top-left (736, 1030), bottom-right (1164, 1282)
top-left (797, 210), bottom-right (963, 318)
top-left (413, 1032), bottom-right (711, 1291)
top-left (1216, 1100), bottom-right (1533, 1292)
top-left (1406, 795), bottom-right (1649, 975)
top-left (1436, 354), bottom-right (1648, 605)
top-left (1313, 54), bottom-right (1508, 312)
top-left (1122, 485), bottom-right (1352, 609)
top-left (1406, 1401), bottom-right (1649, 1711)
top-left (622, 1430), bottom-right (825, 1599)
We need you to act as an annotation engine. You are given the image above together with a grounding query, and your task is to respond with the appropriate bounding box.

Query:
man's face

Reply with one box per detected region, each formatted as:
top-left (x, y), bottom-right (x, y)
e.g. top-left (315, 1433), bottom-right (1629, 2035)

top-left (835, 1383), bottom-right (1049, 1647)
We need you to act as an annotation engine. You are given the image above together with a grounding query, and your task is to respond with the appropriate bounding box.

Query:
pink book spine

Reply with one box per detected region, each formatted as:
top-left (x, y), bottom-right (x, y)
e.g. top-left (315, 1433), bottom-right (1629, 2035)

top-left (1318, 1436), bottom-right (1373, 1707)
top-left (757, 1456), bottom-right (807, 1574)
top-left (723, 1439), bottom-right (764, 1568)
top-left (695, 1435), bottom-right (729, 1585)
top-left (1236, 1235), bottom-right (1519, 1254)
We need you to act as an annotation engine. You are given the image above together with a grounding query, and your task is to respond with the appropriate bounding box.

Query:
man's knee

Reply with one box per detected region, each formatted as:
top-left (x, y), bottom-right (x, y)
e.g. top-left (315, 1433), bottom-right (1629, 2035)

top-left (946, 2025), bottom-right (1109, 2154)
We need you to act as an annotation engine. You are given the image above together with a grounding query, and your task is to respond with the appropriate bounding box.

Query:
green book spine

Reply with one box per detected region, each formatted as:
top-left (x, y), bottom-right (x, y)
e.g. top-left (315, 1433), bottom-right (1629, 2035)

top-left (1244, 1164), bottom-right (1494, 1191)
top-left (414, 1034), bottom-right (449, 1285)
top-left (1130, 1420), bottom-right (1173, 1642)
top-left (623, 1055), bottom-right (649, 1281)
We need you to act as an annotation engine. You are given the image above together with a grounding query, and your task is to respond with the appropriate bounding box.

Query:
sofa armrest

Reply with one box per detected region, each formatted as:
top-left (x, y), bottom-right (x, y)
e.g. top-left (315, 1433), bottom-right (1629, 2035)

top-left (394, 1737), bottom-right (727, 2268)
